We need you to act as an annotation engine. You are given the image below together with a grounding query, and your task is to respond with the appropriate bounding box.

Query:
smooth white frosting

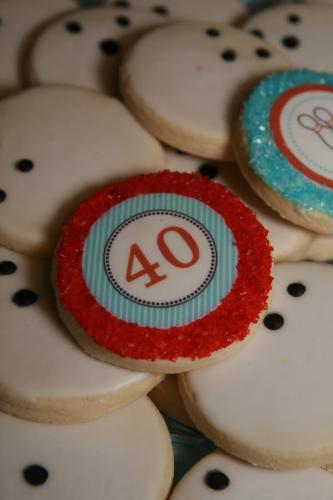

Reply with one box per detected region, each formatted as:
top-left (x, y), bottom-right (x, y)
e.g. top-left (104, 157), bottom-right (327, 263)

top-left (0, 87), bottom-right (164, 255)
top-left (0, 397), bottom-right (173, 500)
top-left (123, 23), bottom-right (291, 156)
top-left (243, 4), bottom-right (333, 71)
top-left (0, 0), bottom-right (75, 96)
top-left (0, 246), bottom-right (156, 400)
top-left (170, 452), bottom-right (333, 499)
top-left (183, 263), bottom-right (333, 459)
top-left (29, 6), bottom-right (168, 94)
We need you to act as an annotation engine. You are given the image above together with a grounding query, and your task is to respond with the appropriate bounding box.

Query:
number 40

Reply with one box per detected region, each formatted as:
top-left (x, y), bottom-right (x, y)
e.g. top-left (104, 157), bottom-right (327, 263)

top-left (126, 226), bottom-right (200, 288)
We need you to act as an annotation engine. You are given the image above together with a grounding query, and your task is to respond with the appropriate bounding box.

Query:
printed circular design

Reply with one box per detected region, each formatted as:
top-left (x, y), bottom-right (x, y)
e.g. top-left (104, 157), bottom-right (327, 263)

top-left (271, 84), bottom-right (333, 189)
top-left (82, 194), bottom-right (236, 328)
top-left (242, 70), bottom-right (333, 219)
top-left (55, 172), bottom-right (272, 362)
top-left (104, 210), bottom-right (217, 307)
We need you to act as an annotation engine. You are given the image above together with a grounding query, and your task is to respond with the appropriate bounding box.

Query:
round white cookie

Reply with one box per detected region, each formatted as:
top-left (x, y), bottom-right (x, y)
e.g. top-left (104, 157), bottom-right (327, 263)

top-left (180, 262), bottom-right (333, 469)
top-left (165, 148), bottom-right (314, 262)
top-left (169, 452), bottom-right (333, 500)
top-left (0, 86), bottom-right (164, 256)
top-left (150, 375), bottom-right (194, 427)
top-left (243, 4), bottom-right (333, 71)
top-left (0, 397), bottom-right (173, 500)
top-left (0, 0), bottom-right (76, 96)
top-left (120, 23), bottom-right (292, 160)
top-left (107, 0), bottom-right (248, 24)
top-left (28, 6), bottom-right (168, 95)
top-left (0, 246), bottom-right (162, 423)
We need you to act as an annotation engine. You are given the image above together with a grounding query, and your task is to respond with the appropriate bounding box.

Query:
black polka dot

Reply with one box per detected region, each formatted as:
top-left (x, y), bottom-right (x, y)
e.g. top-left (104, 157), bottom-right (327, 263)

top-left (205, 470), bottom-right (230, 491)
top-left (256, 47), bottom-right (271, 59)
top-left (100, 39), bottom-right (120, 55)
top-left (263, 313), bottom-right (284, 331)
top-left (288, 13), bottom-right (301, 23)
top-left (0, 260), bottom-right (17, 275)
top-left (199, 163), bottom-right (218, 179)
top-left (287, 282), bottom-right (306, 297)
top-left (112, 0), bottom-right (130, 6)
top-left (116, 15), bottom-right (131, 27)
top-left (0, 190), bottom-right (6, 203)
top-left (12, 289), bottom-right (38, 307)
top-left (281, 35), bottom-right (300, 49)
top-left (152, 5), bottom-right (169, 16)
top-left (206, 28), bottom-right (220, 37)
top-left (23, 465), bottom-right (48, 486)
top-left (250, 29), bottom-right (264, 39)
top-left (221, 49), bottom-right (236, 62)
top-left (65, 21), bottom-right (82, 34)
top-left (15, 159), bottom-right (34, 173)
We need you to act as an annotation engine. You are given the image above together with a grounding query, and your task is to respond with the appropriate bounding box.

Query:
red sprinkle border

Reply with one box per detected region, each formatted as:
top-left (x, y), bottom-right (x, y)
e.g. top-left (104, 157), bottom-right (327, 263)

top-left (55, 171), bottom-right (272, 362)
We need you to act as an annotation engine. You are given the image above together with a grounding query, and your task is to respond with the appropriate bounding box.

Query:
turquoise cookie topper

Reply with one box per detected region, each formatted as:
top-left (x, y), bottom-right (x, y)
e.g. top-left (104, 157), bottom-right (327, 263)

top-left (242, 69), bottom-right (333, 218)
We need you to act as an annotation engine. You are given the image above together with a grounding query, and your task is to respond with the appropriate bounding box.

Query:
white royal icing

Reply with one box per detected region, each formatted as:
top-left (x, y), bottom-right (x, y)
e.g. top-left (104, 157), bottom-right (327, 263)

top-left (170, 452), bottom-right (333, 499)
top-left (243, 4), bottom-right (333, 72)
top-left (0, 397), bottom-right (173, 500)
top-left (106, 0), bottom-right (248, 24)
top-left (28, 6), bottom-right (168, 95)
top-left (0, 247), bottom-right (159, 412)
top-left (0, 0), bottom-right (75, 96)
top-left (121, 23), bottom-right (291, 160)
top-left (182, 263), bottom-right (333, 466)
top-left (0, 87), bottom-right (164, 256)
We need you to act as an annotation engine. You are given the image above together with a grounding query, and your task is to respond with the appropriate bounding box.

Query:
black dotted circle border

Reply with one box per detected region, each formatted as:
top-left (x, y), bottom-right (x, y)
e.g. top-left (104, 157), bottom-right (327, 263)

top-left (103, 210), bottom-right (218, 308)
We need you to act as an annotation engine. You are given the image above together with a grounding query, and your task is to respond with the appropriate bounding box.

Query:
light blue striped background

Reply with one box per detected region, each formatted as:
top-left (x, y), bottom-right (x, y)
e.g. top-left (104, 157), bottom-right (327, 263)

top-left (82, 194), bottom-right (238, 328)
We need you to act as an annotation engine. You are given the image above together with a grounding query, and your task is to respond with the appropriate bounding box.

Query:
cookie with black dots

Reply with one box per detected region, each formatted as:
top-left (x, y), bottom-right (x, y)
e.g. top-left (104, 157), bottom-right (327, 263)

top-left (243, 3), bottom-right (333, 71)
top-left (108, 0), bottom-right (248, 24)
top-left (0, 0), bottom-right (76, 97)
top-left (169, 452), bottom-right (333, 499)
top-left (0, 86), bottom-right (164, 256)
top-left (0, 246), bottom-right (162, 423)
top-left (164, 147), bottom-right (314, 262)
top-left (180, 262), bottom-right (333, 469)
top-left (0, 397), bottom-right (173, 500)
top-left (28, 6), bottom-right (169, 95)
top-left (120, 23), bottom-right (292, 160)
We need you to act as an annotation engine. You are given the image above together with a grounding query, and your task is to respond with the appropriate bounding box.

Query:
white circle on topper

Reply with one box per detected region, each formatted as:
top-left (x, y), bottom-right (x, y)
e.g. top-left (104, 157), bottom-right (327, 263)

top-left (279, 87), bottom-right (333, 183)
top-left (104, 211), bottom-right (216, 307)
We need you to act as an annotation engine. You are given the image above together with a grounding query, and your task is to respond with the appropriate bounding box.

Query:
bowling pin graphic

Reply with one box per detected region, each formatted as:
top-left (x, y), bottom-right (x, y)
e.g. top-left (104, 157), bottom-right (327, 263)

top-left (313, 107), bottom-right (333, 131)
top-left (297, 113), bottom-right (333, 150)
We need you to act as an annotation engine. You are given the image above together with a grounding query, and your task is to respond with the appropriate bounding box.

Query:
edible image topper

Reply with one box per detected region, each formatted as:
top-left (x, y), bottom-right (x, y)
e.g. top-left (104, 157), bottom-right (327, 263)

top-left (271, 84), bottom-right (333, 188)
top-left (83, 194), bottom-right (236, 328)
top-left (55, 172), bottom-right (272, 364)
top-left (242, 70), bottom-right (333, 220)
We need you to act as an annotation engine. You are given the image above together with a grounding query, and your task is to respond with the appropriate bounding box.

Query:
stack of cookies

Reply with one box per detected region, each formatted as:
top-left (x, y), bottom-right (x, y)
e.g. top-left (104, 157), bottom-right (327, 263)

top-left (1, 1), bottom-right (333, 499)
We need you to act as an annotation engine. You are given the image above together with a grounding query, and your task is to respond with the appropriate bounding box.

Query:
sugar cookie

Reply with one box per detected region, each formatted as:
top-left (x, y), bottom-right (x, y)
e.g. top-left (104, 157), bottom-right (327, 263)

top-left (0, 246), bottom-right (162, 423)
top-left (165, 147), bottom-right (314, 262)
top-left (150, 376), bottom-right (193, 427)
top-left (0, 86), bottom-right (164, 256)
top-left (304, 234), bottom-right (333, 261)
top-left (181, 262), bottom-right (333, 469)
top-left (54, 171), bottom-right (272, 374)
top-left (169, 452), bottom-right (333, 500)
top-left (107, 0), bottom-right (248, 24)
top-left (121, 23), bottom-right (292, 160)
top-left (0, 397), bottom-right (173, 500)
top-left (243, 4), bottom-right (333, 71)
top-left (28, 6), bottom-right (168, 95)
top-left (235, 70), bottom-right (333, 234)
top-left (0, 0), bottom-right (76, 96)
